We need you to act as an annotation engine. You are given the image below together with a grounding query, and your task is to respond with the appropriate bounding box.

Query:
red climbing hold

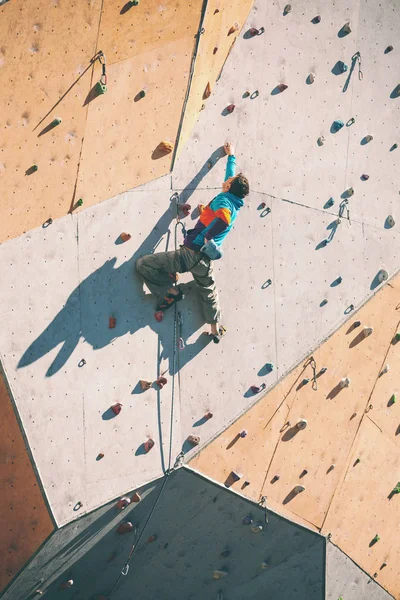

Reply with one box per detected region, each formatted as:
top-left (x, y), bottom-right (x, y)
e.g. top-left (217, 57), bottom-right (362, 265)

top-left (276, 84), bottom-right (288, 92)
top-left (111, 403), bottom-right (123, 415)
top-left (155, 311), bottom-right (163, 322)
top-left (155, 376), bottom-right (167, 389)
top-left (204, 411), bottom-right (213, 420)
top-left (117, 522), bottom-right (134, 534)
top-left (109, 317), bottom-right (116, 329)
top-left (144, 438), bottom-right (155, 453)
top-left (249, 27), bottom-right (260, 35)
top-left (131, 492), bottom-right (141, 502)
top-left (147, 534), bottom-right (157, 543)
top-left (226, 104), bottom-right (235, 114)
top-left (116, 497), bottom-right (131, 510)
top-left (251, 383), bottom-right (266, 394)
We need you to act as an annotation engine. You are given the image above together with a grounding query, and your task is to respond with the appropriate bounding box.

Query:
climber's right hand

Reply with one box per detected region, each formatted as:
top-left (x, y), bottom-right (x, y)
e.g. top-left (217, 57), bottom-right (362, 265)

top-left (224, 142), bottom-right (235, 156)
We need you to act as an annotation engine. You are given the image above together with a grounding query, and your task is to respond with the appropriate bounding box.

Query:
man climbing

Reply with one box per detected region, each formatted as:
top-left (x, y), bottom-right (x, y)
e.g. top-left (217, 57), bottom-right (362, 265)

top-left (136, 142), bottom-right (249, 343)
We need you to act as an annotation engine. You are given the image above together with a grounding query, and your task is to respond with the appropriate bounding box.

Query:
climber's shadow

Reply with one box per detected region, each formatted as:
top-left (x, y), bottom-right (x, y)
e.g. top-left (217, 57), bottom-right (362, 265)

top-left (18, 206), bottom-right (208, 379)
top-left (177, 147), bottom-right (224, 208)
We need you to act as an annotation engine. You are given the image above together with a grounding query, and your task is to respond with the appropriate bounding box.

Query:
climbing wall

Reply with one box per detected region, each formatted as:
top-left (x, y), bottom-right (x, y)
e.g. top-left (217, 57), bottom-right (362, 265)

top-left (190, 274), bottom-right (400, 598)
top-left (0, 370), bottom-right (54, 592)
top-left (1, 467), bottom-right (326, 600)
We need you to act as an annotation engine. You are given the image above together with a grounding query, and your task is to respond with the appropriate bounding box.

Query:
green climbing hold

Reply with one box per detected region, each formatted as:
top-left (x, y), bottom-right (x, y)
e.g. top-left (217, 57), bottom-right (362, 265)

top-left (51, 118), bottom-right (62, 127)
top-left (130, 0), bottom-right (139, 4)
top-left (372, 534), bottom-right (380, 543)
top-left (31, 165), bottom-right (38, 172)
top-left (390, 394), bottom-right (396, 404)
top-left (77, 199), bottom-right (83, 207)
top-left (139, 90), bottom-right (146, 98)
top-left (392, 481), bottom-right (400, 494)
top-left (395, 332), bottom-right (400, 341)
top-left (95, 81), bottom-right (107, 95)
top-left (355, 458), bottom-right (360, 465)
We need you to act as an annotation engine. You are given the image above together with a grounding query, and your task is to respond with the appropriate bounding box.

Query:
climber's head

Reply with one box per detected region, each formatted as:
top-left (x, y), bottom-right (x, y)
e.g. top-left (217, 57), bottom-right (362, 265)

top-left (222, 172), bottom-right (250, 198)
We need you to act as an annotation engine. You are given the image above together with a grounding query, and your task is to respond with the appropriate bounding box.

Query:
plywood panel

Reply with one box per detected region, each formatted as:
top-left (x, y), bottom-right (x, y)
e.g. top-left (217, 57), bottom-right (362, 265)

top-left (0, 371), bottom-right (54, 593)
top-left (0, 0), bottom-right (101, 243)
top-left (322, 418), bottom-right (400, 599)
top-left (75, 37), bottom-right (193, 207)
top-left (176, 0), bottom-right (254, 158)
top-left (99, 0), bottom-right (201, 64)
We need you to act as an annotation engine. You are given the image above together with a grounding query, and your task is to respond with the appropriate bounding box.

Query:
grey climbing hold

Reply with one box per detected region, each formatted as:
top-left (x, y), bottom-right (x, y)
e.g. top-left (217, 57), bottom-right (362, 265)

top-left (284, 4), bottom-right (292, 14)
top-left (387, 215), bottom-right (395, 227)
top-left (339, 377), bottom-right (350, 388)
top-left (317, 135), bottom-right (325, 146)
top-left (363, 326), bottom-right (373, 337)
top-left (365, 134), bottom-right (373, 142)
top-left (378, 269), bottom-right (388, 282)
top-left (296, 419), bottom-right (308, 430)
top-left (294, 485), bottom-right (305, 494)
top-left (345, 187), bottom-right (354, 196)
top-left (308, 73), bottom-right (315, 84)
top-left (342, 21), bottom-right (351, 34)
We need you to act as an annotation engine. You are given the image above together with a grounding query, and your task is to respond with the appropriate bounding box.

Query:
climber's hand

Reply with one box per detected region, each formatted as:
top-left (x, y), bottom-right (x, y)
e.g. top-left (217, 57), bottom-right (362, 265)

top-left (224, 142), bottom-right (235, 156)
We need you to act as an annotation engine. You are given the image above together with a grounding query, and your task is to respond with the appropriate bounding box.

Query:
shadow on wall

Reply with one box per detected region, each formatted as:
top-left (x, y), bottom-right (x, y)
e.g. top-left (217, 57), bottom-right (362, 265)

top-left (17, 151), bottom-right (225, 379)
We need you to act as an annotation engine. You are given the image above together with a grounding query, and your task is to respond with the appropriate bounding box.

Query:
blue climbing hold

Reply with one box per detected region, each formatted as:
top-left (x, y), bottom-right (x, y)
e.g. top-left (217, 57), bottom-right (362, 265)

top-left (332, 120), bottom-right (344, 132)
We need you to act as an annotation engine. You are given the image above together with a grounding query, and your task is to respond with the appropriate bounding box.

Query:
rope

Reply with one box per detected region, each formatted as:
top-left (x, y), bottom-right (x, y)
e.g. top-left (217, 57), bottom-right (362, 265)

top-left (108, 195), bottom-right (184, 598)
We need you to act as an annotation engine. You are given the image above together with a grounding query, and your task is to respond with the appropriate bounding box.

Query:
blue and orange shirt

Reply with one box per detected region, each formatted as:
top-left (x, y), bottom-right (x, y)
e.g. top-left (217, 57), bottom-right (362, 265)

top-left (183, 155), bottom-right (244, 252)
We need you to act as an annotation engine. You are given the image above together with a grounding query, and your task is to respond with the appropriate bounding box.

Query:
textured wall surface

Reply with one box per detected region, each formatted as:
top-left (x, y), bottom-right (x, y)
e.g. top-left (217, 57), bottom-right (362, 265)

top-left (1, 468), bottom-right (326, 600)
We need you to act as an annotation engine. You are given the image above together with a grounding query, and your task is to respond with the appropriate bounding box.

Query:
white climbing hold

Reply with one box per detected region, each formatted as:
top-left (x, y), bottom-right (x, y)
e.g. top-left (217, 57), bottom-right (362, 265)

top-left (381, 364), bottom-right (390, 374)
top-left (213, 570), bottom-right (228, 580)
top-left (378, 269), bottom-right (389, 283)
top-left (296, 419), bottom-right (308, 430)
top-left (251, 523), bottom-right (263, 533)
top-left (340, 377), bottom-right (350, 389)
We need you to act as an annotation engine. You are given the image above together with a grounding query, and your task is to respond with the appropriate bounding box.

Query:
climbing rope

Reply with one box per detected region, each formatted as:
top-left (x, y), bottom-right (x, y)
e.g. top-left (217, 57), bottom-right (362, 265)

top-left (108, 193), bottom-right (185, 598)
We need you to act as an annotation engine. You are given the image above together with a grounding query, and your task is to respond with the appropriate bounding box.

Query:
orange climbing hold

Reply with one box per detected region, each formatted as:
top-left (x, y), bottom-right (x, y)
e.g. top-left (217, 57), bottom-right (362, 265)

top-left (109, 317), bottom-right (116, 329)
top-left (203, 82), bottom-right (212, 99)
top-left (131, 492), bottom-right (141, 502)
top-left (157, 140), bottom-right (174, 154)
top-left (140, 379), bottom-right (152, 391)
top-left (144, 438), bottom-right (155, 453)
top-left (228, 22), bottom-right (239, 35)
top-left (120, 232), bottom-right (131, 242)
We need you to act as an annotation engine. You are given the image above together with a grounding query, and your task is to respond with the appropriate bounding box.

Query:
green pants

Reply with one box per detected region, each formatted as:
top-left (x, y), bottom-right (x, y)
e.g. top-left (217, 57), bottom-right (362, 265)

top-left (136, 246), bottom-right (221, 324)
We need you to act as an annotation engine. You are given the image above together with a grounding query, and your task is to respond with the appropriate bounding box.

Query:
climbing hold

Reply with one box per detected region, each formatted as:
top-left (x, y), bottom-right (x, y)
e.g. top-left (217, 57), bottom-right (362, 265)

top-left (140, 380), bottom-right (152, 391)
top-left (95, 80), bottom-right (107, 95)
top-left (239, 430), bottom-right (248, 438)
top-left (355, 458), bottom-right (361, 465)
top-left (144, 438), bottom-right (155, 453)
top-left (345, 187), bottom-right (354, 196)
top-left (272, 475), bottom-right (280, 483)
top-left (30, 164), bottom-right (39, 172)
top-left (132, 492), bottom-right (141, 502)
top-left (265, 363), bottom-right (274, 371)
top-left (226, 104), bottom-right (235, 113)
top-left (395, 332), bottom-right (400, 341)
top-left (321, 298), bottom-right (328, 306)
top-left (300, 469), bottom-right (308, 477)
top-left (296, 419), bottom-right (308, 430)
top-left (276, 83), bottom-right (288, 92)
top-left (390, 143), bottom-right (398, 150)
top-left (284, 4), bottom-right (292, 14)
top-left (117, 522), bottom-right (134, 534)
top-left (338, 61), bottom-right (348, 73)
top-left (221, 548), bottom-right (231, 557)
top-left (317, 136), bottom-right (325, 146)
top-left (249, 27), bottom-right (264, 36)
top-left (319, 367), bottom-right (327, 375)
top-left (342, 21), bottom-right (351, 34)
top-left (243, 91), bottom-right (250, 98)
top-left (312, 15), bottom-right (321, 23)
top-left (243, 481), bottom-right (250, 487)
top-left (97, 452), bottom-right (104, 459)
top-left (307, 73), bottom-right (315, 84)
top-left (242, 515), bottom-right (253, 525)
top-left (109, 317), bottom-right (116, 329)
top-left (363, 326), bottom-right (373, 337)
top-left (228, 22), bottom-right (239, 35)
top-left (180, 203), bottom-right (191, 216)
top-left (213, 570), bottom-right (228, 579)
top-left (385, 45), bottom-right (394, 53)
top-left (378, 269), bottom-right (388, 282)
top-left (230, 471), bottom-right (242, 482)
top-left (116, 497), bottom-right (131, 510)
top-left (365, 135), bottom-right (373, 143)
top-left (387, 215), bottom-right (395, 227)
top-left (147, 534), bottom-right (157, 543)
top-left (339, 377), bottom-right (350, 389)
top-left (302, 378), bottom-right (310, 385)
top-left (259, 201), bottom-right (266, 208)
top-left (50, 117), bottom-right (62, 127)
top-left (111, 402), bottom-right (123, 415)
top-left (138, 89), bottom-right (146, 98)
top-left (381, 364), bottom-right (390, 374)
top-left (77, 198), bottom-right (84, 207)
top-left (261, 561), bottom-right (269, 569)
top-left (130, 0), bottom-right (139, 4)
top-left (205, 411), bottom-right (213, 420)
top-left (294, 485), bottom-right (305, 494)
top-left (391, 482), bottom-right (400, 494)
top-left (361, 173), bottom-right (369, 181)
top-left (335, 276), bottom-right (342, 284)
top-left (328, 464), bottom-right (335, 472)
top-left (187, 434), bottom-right (200, 446)
top-left (203, 82), bottom-right (212, 100)
top-left (347, 117), bottom-right (355, 126)
top-left (120, 232), bottom-right (131, 242)
top-left (332, 120), bottom-right (344, 132)
top-left (372, 534), bottom-right (380, 543)
top-left (61, 580), bottom-right (74, 589)
top-left (155, 311), bottom-right (163, 322)
top-left (390, 394), bottom-right (396, 404)
top-left (251, 383), bottom-right (266, 394)
top-left (213, 47), bottom-right (218, 55)
top-left (155, 376), bottom-right (167, 388)
top-left (251, 523), bottom-right (263, 533)
top-left (158, 140), bottom-right (174, 154)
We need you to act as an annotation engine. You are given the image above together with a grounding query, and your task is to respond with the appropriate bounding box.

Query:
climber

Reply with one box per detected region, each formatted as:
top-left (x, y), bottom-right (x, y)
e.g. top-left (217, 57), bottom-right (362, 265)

top-left (135, 142), bottom-right (250, 343)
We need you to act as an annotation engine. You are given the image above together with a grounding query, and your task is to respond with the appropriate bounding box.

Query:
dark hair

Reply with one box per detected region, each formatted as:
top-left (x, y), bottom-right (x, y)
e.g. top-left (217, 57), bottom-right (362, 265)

top-left (230, 173), bottom-right (250, 199)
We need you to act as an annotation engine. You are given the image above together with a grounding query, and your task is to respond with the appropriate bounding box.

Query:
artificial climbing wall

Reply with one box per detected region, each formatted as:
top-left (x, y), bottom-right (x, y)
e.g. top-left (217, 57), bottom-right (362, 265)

top-left (1, 0), bottom-right (400, 596)
top-left (0, 0), bottom-right (251, 243)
